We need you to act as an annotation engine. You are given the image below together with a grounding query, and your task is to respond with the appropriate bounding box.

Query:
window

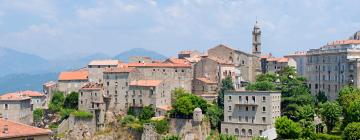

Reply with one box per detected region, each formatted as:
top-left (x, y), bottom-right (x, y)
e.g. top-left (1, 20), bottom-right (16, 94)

top-left (239, 116), bottom-right (242, 122)
top-left (4, 104), bottom-right (8, 110)
top-left (80, 92), bottom-right (83, 96)
top-left (235, 128), bottom-right (239, 135)
top-left (245, 116), bottom-right (248, 122)
top-left (229, 96), bottom-right (232, 100)
top-left (252, 117), bottom-right (255, 123)
top-left (140, 99), bottom-right (143, 105)
top-left (245, 106), bottom-right (249, 111)
top-left (241, 129), bottom-right (246, 136)
top-left (263, 107), bottom-right (266, 112)
top-left (262, 117), bottom-right (266, 123)
top-left (107, 82), bottom-right (109, 86)
top-left (252, 106), bottom-right (255, 111)
top-left (228, 116), bottom-right (232, 121)
top-left (225, 128), bottom-right (228, 134)
top-left (262, 96), bottom-right (266, 101)
top-left (252, 96), bottom-right (255, 103)
top-left (229, 106), bottom-right (232, 111)
top-left (248, 129), bottom-right (252, 136)
top-left (239, 96), bottom-right (242, 102)
top-left (133, 99), bottom-right (135, 105)
top-left (259, 130), bottom-right (263, 135)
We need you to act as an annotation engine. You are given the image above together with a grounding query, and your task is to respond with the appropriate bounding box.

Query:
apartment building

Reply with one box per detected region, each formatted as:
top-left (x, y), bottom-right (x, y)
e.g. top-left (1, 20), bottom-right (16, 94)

top-left (0, 93), bottom-right (33, 125)
top-left (221, 91), bottom-right (281, 140)
top-left (43, 81), bottom-right (57, 102)
top-left (307, 38), bottom-right (360, 100)
top-left (261, 56), bottom-right (296, 74)
top-left (0, 118), bottom-right (51, 140)
top-left (285, 51), bottom-right (307, 77)
top-left (19, 91), bottom-right (46, 109)
top-left (58, 69), bottom-right (88, 94)
top-left (192, 77), bottom-right (218, 103)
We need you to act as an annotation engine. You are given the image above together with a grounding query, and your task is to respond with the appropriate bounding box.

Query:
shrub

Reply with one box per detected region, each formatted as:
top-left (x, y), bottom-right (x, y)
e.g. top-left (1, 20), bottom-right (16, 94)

top-left (33, 108), bottom-right (44, 122)
top-left (60, 108), bottom-right (76, 120)
top-left (71, 110), bottom-right (93, 119)
top-left (313, 133), bottom-right (342, 140)
top-left (63, 92), bottom-right (79, 109)
top-left (275, 116), bottom-right (302, 139)
top-left (152, 119), bottom-right (169, 134)
top-left (162, 135), bottom-right (181, 140)
top-left (343, 122), bottom-right (360, 140)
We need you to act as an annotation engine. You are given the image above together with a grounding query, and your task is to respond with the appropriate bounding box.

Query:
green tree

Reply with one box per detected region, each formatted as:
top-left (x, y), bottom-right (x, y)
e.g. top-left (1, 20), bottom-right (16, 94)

top-left (299, 119), bottom-right (315, 139)
top-left (162, 135), bottom-right (181, 140)
top-left (295, 105), bottom-right (315, 121)
top-left (252, 136), bottom-right (269, 140)
top-left (338, 86), bottom-right (360, 109)
top-left (343, 122), bottom-right (360, 140)
top-left (246, 81), bottom-right (276, 91)
top-left (63, 92), bottom-right (79, 109)
top-left (217, 76), bottom-right (234, 109)
top-left (172, 96), bottom-right (194, 117)
top-left (275, 116), bottom-right (302, 139)
top-left (33, 108), bottom-right (44, 123)
top-left (345, 99), bottom-right (360, 123)
top-left (139, 105), bottom-right (155, 121)
top-left (153, 119), bottom-right (169, 134)
top-left (316, 91), bottom-right (327, 104)
top-left (49, 91), bottom-right (65, 112)
top-left (216, 134), bottom-right (237, 140)
top-left (206, 105), bottom-right (223, 129)
top-left (255, 73), bottom-right (277, 82)
top-left (319, 101), bottom-right (342, 134)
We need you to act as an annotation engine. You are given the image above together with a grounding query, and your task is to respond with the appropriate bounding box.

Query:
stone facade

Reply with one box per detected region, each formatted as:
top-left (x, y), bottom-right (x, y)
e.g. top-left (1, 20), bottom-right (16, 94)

top-left (88, 60), bottom-right (120, 83)
top-left (58, 69), bottom-right (89, 94)
top-left (221, 91), bottom-right (281, 140)
top-left (261, 56), bottom-right (296, 74)
top-left (306, 39), bottom-right (360, 100)
top-left (0, 94), bottom-right (33, 125)
top-left (192, 78), bottom-right (218, 102)
top-left (285, 51), bottom-right (307, 77)
top-left (129, 56), bottom-right (152, 63)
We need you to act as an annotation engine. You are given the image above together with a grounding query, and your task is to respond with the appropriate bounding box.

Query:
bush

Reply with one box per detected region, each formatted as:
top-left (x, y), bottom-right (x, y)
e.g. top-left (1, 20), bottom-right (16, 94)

top-left (60, 108), bottom-right (76, 120)
top-left (49, 91), bottom-right (65, 112)
top-left (139, 105), bottom-right (155, 121)
top-left (152, 119), bottom-right (169, 134)
top-left (275, 116), bottom-right (302, 139)
top-left (314, 133), bottom-right (342, 140)
top-left (33, 108), bottom-right (44, 122)
top-left (120, 115), bottom-right (138, 127)
top-left (162, 135), bottom-right (181, 140)
top-left (71, 110), bottom-right (93, 119)
top-left (343, 122), bottom-right (360, 140)
top-left (63, 92), bottom-right (79, 109)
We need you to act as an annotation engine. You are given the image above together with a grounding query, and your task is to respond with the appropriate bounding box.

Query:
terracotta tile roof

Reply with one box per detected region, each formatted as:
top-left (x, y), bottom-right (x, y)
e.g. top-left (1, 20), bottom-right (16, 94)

top-left (58, 70), bottom-right (88, 81)
top-left (43, 81), bottom-right (56, 87)
top-left (261, 53), bottom-right (273, 59)
top-left (0, 119), bottom-right (51, 139)
top-left (184, 55), bottom-right (201, 63)
top-left (130, 80), bottom-right (163, 87)
top-left (0, 93), bottom-right (31, 101)
top-left (156, 105), bottom-right (172, 111)
top-left (18, 90), bottom-right (45, 97)
top-left (81, 83), bottom-right (102, 90)
top-left (88, 60), bottom-right (121, 66)
top-left (277, 57), bottom-right (289, 63)
top-left (165, 58), bottom-right (189, 65)
top-left (125, 62), bottom-right (191, 68)
top-left (104, 67), bottom-right (136, 73)
top-left (326, 39), bottom-right (360, 46)
top-left (196, 78), bottom-right (217, 84)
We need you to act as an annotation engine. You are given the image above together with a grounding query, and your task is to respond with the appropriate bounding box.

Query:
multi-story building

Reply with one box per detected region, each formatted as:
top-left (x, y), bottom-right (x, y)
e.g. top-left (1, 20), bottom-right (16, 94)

top-left (88, 60), bottom-right (121, 83)
top-left (285, 51), bottom-right (307, 77)
top-left (178, 50), bottom-right (201, 59)
top-left (43, 81), bottom-right (57, 102)
top-left (307, 35), bottom-right (360, 100)
top-left (58, 69), bottom-right (88, 94)
top-left (129, 56), bottom-right (153, 63)
top-left (261, 57), bottom-right (296, 74)
top-left (0, 118), bottom-right (51, 140)
top-left (78, 83), bottom-right (108, 129)
top-left (0, 93), bottom-right (33, 125)
top-left (221, 91), bottom-right (281, 140)
top-left (128, 80), bottom-right (171, 116)
top-left (19, 90), bottom-right (46, 109)
top-left (192, 77), bottom-right (218, 102)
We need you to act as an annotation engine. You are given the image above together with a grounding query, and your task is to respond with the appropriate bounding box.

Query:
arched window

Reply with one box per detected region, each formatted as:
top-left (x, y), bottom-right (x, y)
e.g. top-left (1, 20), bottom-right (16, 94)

top-left (225, 128), bottom-right (228, 134)
top-left (235, 128), bottom-right (239, 135)
top-left (241, 129), bottom-right (246, 136)
top-left (248, 129), bottom-right (253, 136)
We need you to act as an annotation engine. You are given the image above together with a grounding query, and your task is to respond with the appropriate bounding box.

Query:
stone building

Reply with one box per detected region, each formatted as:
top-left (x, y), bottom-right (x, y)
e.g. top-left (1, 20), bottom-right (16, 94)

top-left (88, 60), bottom-right (121, 83)
top-left (221, 91), bottom-right (281, 140)
top-left (261, 57), bottom-right (296, 74)
top-left (129, 80), bottom-right (171, 116)
top-left (43, 81), bottom-right (57, 102)
top-left (58, 69), bottom-right (89, 94)
top-left (307, 36), bottom-right (360, 100)
top-left (0, 118), bottom-right (51, 140)
top-left (192, 77), bottom-right (218, 102)
top-left (0, 93), bottom-right (33, 125)
top-left (178, 50), bottom-right (201, 59)
top-left (19, 90), bottom-right (46, 109)
top-left (78, 82), bottom-right (108, 129)
top-left (129, 56), bottom-right (153, 63)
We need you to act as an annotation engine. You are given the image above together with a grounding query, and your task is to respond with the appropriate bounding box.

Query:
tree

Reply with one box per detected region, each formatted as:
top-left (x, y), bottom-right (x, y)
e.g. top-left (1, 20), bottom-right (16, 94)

top-left (252, 136), bottom-right (269, 140)
top-left (275, 116), bottom-right (302, 139)
top-left (162, 135), bottom-right (181, 140)
top-left (246, 81), bottom-right (276, 91)
top-left (49, 91), bottom-right (65, 112)
top-left (319, 101), bottom-right (342, 133)
top-left (63, 92), bottom-right (79, 109)
top-left (33, 108), bottom-right (44, 123)
top-left (343, 122), bottom-right (360, 140)
top-left (338, 86), bottom-right (360, 109)
top-left (256, 73), bottom-right (277, 82)
top-left (217, 76), bottom-right (234, 109)
top-left (345, 99), bottom-right (360, 123)
top-left (295, 105), bottom-right (315, 121)
top-left (139, 105), bottom-right (155, 121)
top-left (316, 91), bottom-right (327, 104)
top-left (299, 119), bottom-right (315, 139)
top-left (172, 96), bottom-right (194, 117)
top-left (206, 105), bottom-right (223, 129)
top-left (153, 119), bottom-right (169, 134)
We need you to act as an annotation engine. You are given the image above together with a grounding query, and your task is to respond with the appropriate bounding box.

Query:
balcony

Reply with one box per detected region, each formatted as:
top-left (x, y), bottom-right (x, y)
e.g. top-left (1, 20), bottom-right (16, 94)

top-left (235, 100), bottom-right (258, 106)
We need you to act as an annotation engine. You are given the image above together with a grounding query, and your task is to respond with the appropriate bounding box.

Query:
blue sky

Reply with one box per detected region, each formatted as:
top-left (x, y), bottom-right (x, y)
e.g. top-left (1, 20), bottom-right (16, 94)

top-left (0, 0), bottom-right (359, 59)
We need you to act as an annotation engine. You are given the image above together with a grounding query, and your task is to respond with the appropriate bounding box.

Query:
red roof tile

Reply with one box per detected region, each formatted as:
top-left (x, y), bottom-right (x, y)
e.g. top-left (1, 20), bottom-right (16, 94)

top-left (130, 80), bottom-right (163, 87)
top-left (0, 119), bottom-right (51, 139)
top-left (0, 93), bottom-right (31, 101)
top-left (58, 70), bottom-right (88, 81)
top-left (156, 105), bottom-right (172, 111)
top-left (165, 58), bottom-right (189, 65)
top-left (18, 90), bottom-right (45, 97)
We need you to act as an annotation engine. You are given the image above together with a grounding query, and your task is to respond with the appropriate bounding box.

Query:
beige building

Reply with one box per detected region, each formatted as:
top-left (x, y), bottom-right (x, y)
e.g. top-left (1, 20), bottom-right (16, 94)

top-left (129, 56), bottom-right (153, 63)
top-left (261, 56), bottom-right (296, 74)
top-left (284, 51), bottom-right (307, 77)
top-left (88, 60), bottom-right (120, 83)
top-left (0, 118), bottom-right (51, 140)
top-left (192, 78), bottom-right (218, 102)
top-left (221, 91), bottom-right (281, 140)
top-left (78, 83), bottom-right (108, 129)
top-left (58, 69), bottom-right (88, 94)
top-left (0, 93), bottom-right (33, 125)
top-left (18, 91), bottom-right (46, 110)
top-left (307, 37), bottom-right (360, 100)
top-left (43, 81), bottom-right (57, 102)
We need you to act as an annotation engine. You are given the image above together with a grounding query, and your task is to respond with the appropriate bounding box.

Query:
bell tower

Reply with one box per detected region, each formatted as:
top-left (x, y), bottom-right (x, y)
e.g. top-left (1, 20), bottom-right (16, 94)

top-left (252, 21), bottom-right (261, 56)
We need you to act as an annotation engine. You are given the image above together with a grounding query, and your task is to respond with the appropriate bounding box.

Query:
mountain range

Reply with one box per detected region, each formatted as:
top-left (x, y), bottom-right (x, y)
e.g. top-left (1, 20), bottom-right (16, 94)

top-left (0, 47), bottom-right (167, 94)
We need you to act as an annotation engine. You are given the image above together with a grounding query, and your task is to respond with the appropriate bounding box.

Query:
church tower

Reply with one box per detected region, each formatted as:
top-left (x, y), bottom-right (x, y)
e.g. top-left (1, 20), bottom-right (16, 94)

top-left (252, 21), bottom-right (261, 56)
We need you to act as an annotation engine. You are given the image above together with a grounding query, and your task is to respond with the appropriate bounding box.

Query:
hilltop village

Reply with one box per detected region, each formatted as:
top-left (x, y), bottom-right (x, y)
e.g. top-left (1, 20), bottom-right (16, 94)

top-left (1, 22), bottom-right (360, 140)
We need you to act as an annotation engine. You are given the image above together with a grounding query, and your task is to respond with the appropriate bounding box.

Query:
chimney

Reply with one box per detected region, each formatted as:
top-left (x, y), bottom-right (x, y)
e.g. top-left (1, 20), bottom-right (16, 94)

top-left (3, 124), bottom-right (8, 134)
